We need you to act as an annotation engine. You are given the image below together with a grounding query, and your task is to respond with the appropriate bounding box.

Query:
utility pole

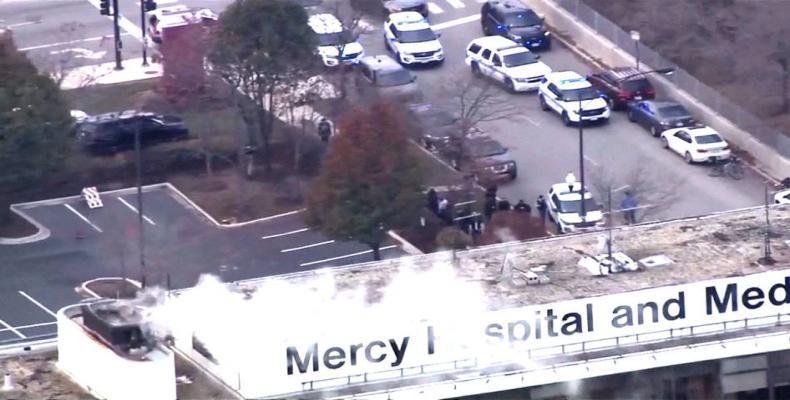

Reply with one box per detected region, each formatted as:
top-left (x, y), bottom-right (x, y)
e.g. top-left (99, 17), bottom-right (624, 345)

top-left (112, 0), bottom-right (123, 70)
top-left (140, 0), bottom-right (148, 66)
top-left (134, 118), bottom-right (146, 284)
top-left (578, 96), bottom-right (586, 219)
top-left (760, 185), bottom-right (775, 265)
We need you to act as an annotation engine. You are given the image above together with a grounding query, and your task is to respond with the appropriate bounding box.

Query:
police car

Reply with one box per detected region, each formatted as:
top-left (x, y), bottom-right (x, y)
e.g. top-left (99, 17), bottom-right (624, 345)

top-left (465, 36), bottom-right (552, 92)
top-left (538, 71), bottom-right (610, 126)
top-left (384, 11), bottom-right (444, 65)
top-left (308, 13), bottom-right (365, 67)
top-left (546, 180), bottom-right (605, 234)
top-left (775, 189), bottom-right (790, 204)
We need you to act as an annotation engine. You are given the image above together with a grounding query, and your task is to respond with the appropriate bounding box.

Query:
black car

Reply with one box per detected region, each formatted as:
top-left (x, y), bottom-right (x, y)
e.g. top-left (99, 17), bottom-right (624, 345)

top-left (76, 111), bottom-right (189, 154)
top-left (626, 100), bottom-right (696, 137)
top-left (383, 0), bottom-right (428, 18)
top-left (481, 0), bottom-right (551, 51)
top-left (408, 103), bottom-right (460, 150)
top-left (587, 67), bottom-right (656, 110)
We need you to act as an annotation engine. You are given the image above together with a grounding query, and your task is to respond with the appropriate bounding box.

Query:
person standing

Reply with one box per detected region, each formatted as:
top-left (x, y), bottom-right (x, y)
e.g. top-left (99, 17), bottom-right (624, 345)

top-left (621, 191), bottom-right (638, 225)
top-left (317, 118), bottom-right (332, 143)
top-left (426, 188), bottom-right (438, 214)
top-left (536, 195), bottom-right (548, 226)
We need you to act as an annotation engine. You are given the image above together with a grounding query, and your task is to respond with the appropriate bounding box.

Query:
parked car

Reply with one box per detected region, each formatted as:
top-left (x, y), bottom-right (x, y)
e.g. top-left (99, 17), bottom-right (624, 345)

top-left (775, 189), bottom-right (790, 204)
top-left (383, 0), bottom-right (429, 18)
top-left (626, 100), bottom-right (696, 137)
top-left (465, 35), bottom-right (551, 93)
top-left (408, 103), bottom-right (460, 150)
top-left (384, 11), bottom-right (444, 65)
top-left (75, 111), bottom-right (189, 154)
top-left (442, 134), bottom-right (517, 180)
top-left (538, 71), bottom-right (610, 126)
top-left (587, 67), bottom-right (656, 110)
top-left (355, 55), bottom-right (423, 104)
top-left (308, 13), bottom-right (365, 67)
top-left (546, 181), bottom-right (604, 233)
top-left (660, 125), bottom-right (731, 163)
top-left (480, 0), bottom-right (551, 50)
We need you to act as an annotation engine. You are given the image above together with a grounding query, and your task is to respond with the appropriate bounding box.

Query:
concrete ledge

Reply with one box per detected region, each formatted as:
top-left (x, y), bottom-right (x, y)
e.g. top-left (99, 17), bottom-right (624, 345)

top-left (526, 0), bottom-right (789, 180)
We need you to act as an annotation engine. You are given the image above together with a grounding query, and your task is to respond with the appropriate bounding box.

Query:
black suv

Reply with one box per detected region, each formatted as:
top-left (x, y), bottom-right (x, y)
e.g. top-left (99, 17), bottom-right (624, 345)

top-left (481, 0), bottom-right (551, 51)
top-left (75, 111), bottom-right (189, 154)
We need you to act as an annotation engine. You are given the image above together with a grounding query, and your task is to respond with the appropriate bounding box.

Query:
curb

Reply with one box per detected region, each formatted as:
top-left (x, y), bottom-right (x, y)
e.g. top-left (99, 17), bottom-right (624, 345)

top-left (1, 183), bottom-right (171, 246)
top-left (162, 183), bottom-right (305, 228)
top-left (387, 230), bottom-right (424, 255)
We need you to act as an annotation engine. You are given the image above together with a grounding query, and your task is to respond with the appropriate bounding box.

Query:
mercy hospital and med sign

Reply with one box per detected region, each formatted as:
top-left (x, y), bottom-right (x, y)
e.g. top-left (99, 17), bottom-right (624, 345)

top-left (198, 269), bottom-right (790, 398)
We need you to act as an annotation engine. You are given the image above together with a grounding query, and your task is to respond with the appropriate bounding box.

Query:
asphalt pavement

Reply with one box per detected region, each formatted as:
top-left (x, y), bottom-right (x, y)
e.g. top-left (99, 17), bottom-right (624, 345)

top-left (351, 0), bottom-right (768, 220)
top-left (0, 185), bottom-right (403, 346)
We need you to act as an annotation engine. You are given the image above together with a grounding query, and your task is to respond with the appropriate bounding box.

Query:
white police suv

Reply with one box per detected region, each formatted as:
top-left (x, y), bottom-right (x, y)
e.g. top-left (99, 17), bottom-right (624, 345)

top-left (547, 181), bottom-right (604, 234)
top-left (465, 36), bottom-right (552, 93)
top-left (308, 13), bottom-right (364, 67)
top-left (538, 71), bottom-right (610, 126)
top-left (384, 11), bottom-right (444, 65)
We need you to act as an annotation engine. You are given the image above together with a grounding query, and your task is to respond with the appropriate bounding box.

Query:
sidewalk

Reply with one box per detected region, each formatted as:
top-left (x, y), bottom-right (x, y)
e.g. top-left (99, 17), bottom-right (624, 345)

top-left (60, 58), bottom-right (334, 131)
top-left (60, 57), bottom-right (162, 90)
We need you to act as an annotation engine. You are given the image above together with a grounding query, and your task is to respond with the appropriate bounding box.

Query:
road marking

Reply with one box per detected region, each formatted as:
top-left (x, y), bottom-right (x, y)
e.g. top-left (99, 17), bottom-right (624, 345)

top-left (427, 2), bottom-right (444, 13)
top-left (281, 240), bottom-right (335, 253)
top-left (117, 197), bottom-right (156, 225)
top-left (64, 203), bottom-right (103, 233)
top-left (0, 319), bottom-right (26, 339)
top-left (18, 291), bottom-right (57, 318)
top-left (6, 21), bottom-right (37, 28)
top-left (262, 228), bottom-right (310, 240)
top-left (444, 0), bottom-right (466, 8)
top-left (84, 0), bottom-right (143, 41)
top-left (583, 155), bottom-right (600, 167)
top-left (432, 14), bottom-right (480, 31)
top-left (0, 321), bottom-right (57, 333)
top-left (18, 33), bottom-right (130, 51)
top-left (521, 115), bottom-right (540, 126)
top-left (300, 245), bottom-right (398, 267)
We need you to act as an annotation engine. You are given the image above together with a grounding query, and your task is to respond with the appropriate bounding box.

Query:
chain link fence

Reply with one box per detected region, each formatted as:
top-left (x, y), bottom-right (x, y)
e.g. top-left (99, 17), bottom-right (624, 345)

top-left (556, 0), bottom-right (790, 158)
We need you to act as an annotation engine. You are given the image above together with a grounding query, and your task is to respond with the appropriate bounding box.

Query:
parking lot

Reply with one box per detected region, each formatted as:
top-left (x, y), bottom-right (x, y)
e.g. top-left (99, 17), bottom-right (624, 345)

top-left (0, 184), bottom-right (404, 347)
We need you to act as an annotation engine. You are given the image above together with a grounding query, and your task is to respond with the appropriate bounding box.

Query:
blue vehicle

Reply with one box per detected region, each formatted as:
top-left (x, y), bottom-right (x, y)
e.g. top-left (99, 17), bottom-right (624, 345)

top-left (626, 100), bottom-right (696, 137)
top-left (480, 0), bottom-right (551, 51)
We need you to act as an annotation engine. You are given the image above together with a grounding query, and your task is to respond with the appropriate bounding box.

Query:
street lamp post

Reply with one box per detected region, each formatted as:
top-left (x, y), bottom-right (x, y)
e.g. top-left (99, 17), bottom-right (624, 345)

top-left (630, 30), bottom-right (641, 71)
top-left (140, 0), bottom-right (149, 66)
top-left (134, 118), bottom-right (146, 287)
top-left (112, 0), bottom-right (123, 70)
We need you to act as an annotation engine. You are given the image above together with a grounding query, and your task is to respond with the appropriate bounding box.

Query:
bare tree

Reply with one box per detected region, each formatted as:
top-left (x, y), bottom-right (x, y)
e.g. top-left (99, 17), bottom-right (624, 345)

top-left (323, 0), bottom-right (366, 100)
top-left (437, 77), bottom-right (522, 184)
top-left (588, 163), bottom-right (685, 223)
top-left (770, 29), bottom-right (790, 114)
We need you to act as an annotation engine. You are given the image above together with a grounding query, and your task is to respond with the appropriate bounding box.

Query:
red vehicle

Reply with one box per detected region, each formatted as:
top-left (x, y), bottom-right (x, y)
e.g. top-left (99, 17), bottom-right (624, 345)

top-left (587, 67), bottom-right (656, 110)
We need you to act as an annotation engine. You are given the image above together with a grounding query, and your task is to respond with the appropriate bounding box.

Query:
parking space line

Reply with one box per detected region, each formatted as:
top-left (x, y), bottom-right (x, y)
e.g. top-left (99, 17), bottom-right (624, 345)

top-left (262, 228), bottom-right (310, 240)
top-left (432, 14), bottom-right (480, 31)
top-left (0, 321), bottom-right (57, 333)
top-left (0, 319), bottom-right (26, 339)
top-left (584, 155), bottom-right (600, 167)
top-left (281, 240), bottom-right (335, 253)
top-left (18, 291), bottom-right (57, 318)
top-left (427, 2), bottom-right (444, 13)
top-left (64, 203), bottom-right (103, 233)
top-left (445, 0), bottom-right (466, 8)
top-left (300, 245), bottom-right (398, 267)
top-left (117, 197), bottom-right (156, 225)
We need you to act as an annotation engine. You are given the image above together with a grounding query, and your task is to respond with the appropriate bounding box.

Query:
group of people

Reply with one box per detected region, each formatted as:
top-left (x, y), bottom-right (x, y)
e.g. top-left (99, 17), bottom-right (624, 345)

top-left (425, 189), bottom-right (484, 236)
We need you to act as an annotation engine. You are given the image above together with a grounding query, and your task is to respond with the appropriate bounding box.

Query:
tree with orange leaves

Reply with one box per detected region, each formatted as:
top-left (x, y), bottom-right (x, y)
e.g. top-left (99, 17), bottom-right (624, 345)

top-left (305, 102), bottom-right (425, 260)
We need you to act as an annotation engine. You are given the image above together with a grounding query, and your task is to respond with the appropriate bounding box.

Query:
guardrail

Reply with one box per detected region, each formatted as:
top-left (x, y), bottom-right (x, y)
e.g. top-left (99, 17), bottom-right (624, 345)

top-left (299, 311), bottom-right (790, 392)
top-left (554, 0), bottom-right (790, 158)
